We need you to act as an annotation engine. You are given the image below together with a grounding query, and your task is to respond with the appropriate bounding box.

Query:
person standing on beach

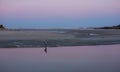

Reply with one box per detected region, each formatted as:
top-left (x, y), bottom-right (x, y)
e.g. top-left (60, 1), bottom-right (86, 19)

top-left (43, 40), bottom-right (48, 53)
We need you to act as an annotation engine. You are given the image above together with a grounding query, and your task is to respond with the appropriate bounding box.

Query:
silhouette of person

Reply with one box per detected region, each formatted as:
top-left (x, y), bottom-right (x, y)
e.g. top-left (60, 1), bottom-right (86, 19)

top-left (43, 40), bottom-right (48, 53)
top-left (44, 47), bottom-right (47, 53)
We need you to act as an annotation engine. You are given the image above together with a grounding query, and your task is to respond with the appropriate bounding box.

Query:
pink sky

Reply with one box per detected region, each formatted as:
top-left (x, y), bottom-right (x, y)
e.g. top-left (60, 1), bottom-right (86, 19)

top-left (0, 0), bottom-right (120, 28)
top-left (1, 0), bottom-right (120, 17)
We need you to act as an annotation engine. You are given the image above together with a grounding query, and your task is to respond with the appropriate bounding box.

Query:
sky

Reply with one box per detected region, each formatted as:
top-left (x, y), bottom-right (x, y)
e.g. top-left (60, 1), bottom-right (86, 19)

top-left (0, 0), bottom-right (120, 28)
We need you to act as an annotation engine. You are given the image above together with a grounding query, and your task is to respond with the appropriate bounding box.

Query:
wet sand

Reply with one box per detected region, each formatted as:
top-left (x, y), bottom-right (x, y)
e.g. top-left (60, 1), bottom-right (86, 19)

top-left (0, 44), bottom-right (120, 72)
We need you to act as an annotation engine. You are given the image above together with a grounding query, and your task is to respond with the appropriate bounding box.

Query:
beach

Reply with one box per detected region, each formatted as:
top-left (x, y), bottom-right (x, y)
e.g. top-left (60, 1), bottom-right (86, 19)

top-left (0, 29), bottom-right (120, 48)
top-left (0, 44), bottom-right (120, 72)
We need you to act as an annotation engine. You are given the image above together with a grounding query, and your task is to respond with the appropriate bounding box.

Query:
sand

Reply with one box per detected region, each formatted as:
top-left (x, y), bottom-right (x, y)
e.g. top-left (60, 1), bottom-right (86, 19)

top-left (0, 29), bottom-right (120, 40)
top-left (0, 30), bottom-right (73, 40)
top-left (0, 29), bottom-right (120, 48)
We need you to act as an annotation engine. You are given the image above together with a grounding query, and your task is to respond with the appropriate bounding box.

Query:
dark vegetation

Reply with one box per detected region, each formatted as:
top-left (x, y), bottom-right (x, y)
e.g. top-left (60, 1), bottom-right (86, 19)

top-left (97, 24), bottom-right (120, 29)
top-left (0, 24), bottom-right (6, 30)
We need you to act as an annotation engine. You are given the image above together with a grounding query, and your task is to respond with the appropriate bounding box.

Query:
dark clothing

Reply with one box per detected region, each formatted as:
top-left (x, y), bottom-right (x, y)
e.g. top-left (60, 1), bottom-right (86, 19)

top-left (43, 40), bottom-right (48, 53)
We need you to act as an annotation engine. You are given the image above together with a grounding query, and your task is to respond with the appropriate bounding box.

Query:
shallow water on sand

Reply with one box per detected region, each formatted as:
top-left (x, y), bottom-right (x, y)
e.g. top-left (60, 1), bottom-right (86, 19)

top-left (0, 45), bottom-right (120, 72)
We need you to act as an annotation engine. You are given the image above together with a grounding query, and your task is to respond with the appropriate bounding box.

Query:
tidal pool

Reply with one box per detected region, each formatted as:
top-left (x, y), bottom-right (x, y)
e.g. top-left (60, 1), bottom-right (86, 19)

top-left (0, 45), bottom-right (120, 72)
